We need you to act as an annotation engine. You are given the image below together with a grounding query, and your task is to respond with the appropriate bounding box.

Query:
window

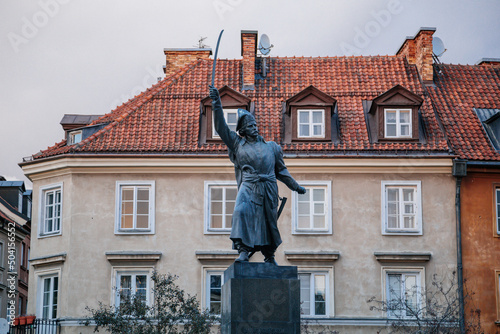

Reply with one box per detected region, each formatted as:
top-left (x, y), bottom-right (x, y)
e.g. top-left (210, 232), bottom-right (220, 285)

top-left (292, 181), bottom-right (332, 234)
top-left (68, 130), bottom-right (82, 144)
top-left (496, 270), bottom-right (500, 320)
top-left (0, 242), bottom-right (3, 267)
top-left (384, 109), bottom-right (412, 138)
top-left (21, 242), bottom-right (25, 267)
top-left (115, 181), bottom-right (155, 234)
top-left (298, 109), bottom-right (325, 138)
top-left (115, 272), bottom-right (150, 308)
top-left (27, 199), bottom-right (32, 218)
top-left (205, 271), bottom-right (224, 315)
top-left (381, 181), bottom-right (422, 235)
top-left (18, 191), bottom-right (23, 212)
top-left (39, 183), bottom-right (63, 237)
top-left (39, 274), bottom-right (58, 319)
top-left (386, 271), bottom-right (421, 318)
top-left (204, 181), bottom-right (237, 234)
top-left (299, 272), bottom-right (329, 317)
top-left (496, 188), bottom-right (500, 235)
top-left (213, 109), bottom-right (238, 137)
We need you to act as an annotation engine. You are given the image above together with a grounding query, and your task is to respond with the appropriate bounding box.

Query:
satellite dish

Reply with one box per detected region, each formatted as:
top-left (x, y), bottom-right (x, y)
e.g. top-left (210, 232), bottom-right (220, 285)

top-left (433, 37), bottom-right (446, 57)
top-left (258, 34), bottom-right (273, 56)
top-left (0, 318), bottom-right (8, 334)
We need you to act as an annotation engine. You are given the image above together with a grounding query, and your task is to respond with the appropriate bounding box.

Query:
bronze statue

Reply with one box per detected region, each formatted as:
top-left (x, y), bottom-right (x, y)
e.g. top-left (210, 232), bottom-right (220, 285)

top-left (209, 85), bottom-right (306, 265)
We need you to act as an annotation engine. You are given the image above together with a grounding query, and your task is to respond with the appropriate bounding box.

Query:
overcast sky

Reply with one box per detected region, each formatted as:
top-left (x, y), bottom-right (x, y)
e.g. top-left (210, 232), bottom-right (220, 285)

top-left (1, 0), bottom-right (499, 188)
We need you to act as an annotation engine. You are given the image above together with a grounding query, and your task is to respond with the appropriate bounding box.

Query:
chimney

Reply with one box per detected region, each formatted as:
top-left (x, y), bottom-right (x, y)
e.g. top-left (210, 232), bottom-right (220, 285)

top-left (476, 58), bottom-right (500, 67)
top-left (241, 30), bottom-right (258, 90)
top-left (396, 27), bottom-right (436, 85)
top-left (163, 48), bottom-right (212, 77)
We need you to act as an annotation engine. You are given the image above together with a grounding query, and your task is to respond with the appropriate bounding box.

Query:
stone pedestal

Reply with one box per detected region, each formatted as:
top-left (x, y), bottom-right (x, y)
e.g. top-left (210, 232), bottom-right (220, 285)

top-left (221, 262), bottom-right (300, 334)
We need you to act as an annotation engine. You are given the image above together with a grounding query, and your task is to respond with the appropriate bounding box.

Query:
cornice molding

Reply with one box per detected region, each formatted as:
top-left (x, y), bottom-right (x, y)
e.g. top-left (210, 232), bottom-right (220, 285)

top-left (105, 251), bottom-right (162, 264)
top-left (195, 250), bottom-right (238, 261)
top-left (374, 252), bottom-right (432, 263)
top-left (285, 250), bottom-right (340, 262)
top-left (30, 253), bottom-right (67, 268)
top-left (22, 157), bottom-right (453, 181)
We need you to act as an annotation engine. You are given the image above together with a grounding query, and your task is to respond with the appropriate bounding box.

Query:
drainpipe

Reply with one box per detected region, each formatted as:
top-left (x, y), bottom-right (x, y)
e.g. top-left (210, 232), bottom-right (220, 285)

top-left (452, 159), bottom-right (467, 333)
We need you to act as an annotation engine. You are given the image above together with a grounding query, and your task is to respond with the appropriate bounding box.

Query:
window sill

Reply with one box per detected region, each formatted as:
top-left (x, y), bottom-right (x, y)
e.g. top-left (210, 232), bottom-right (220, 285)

top-left (205, 229), bottom-right (231, 235)
top-left (292, 230), bottom-right (332, 235)
top-left (115, 229), bottom-right (154, 235)
top-left (38, 232), bottom-right (62, 239)
top-left (383, 230), bottom-right (422, 236)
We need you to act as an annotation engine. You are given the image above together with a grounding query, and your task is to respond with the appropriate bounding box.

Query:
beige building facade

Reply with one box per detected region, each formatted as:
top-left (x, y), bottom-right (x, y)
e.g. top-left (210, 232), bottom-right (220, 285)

top-left (23, 156), bottom-right (457, 333)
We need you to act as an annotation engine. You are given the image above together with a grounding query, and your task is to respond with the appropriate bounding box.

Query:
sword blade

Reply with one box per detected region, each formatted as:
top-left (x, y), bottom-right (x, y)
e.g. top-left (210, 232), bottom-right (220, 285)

top-left (211, 29), bottom-right (224, 87)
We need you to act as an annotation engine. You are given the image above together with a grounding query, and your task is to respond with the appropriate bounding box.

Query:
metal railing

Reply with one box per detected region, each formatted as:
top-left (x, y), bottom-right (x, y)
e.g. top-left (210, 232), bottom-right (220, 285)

top-left (10, 319), bottom-right (60, 334)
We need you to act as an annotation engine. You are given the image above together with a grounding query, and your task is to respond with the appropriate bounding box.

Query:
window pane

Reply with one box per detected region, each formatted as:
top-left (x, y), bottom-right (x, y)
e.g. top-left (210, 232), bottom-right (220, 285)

top-left (299, 274), bottom-right (311, 315)
top-left (122, 202), bottom-right (134, 215)
top-left (121, 215), bottom-right (133, 229)
top-left (298, 216), bottom-right (310, 229)
top-left (298, 203), bottom-right (310, 215)
top-left (136, 215), bottom-right (149, 229)
top-left (388, 215), bottom-right (398, 229)
top-left (403, 189), bottom-right (414, 202)
top-left (300, 125), bottom-right (309, 137)
top-left (122, 188), bottom-right (134, 201)
top-left (313, 125), bottom-right (322, 136)
top-left (388, 274), bottom-right (401, 309)
top-left (226, 188), bottom-right (237, 200)
top-left (299, 191), bottom-right (310, 202)
top-left (387, 188), bottom-right (398, 201)
top-left (211, 215), bottom-right (223, 229)
top-left (211, 202), bottom-right (223, 215)
top-left (225, 215), bottom-right (232, 228)
top-left (313, 215), bottom-right (325, 229)
top-left (314, 203), bottom-right (324, 215)
top-left (299, 111), bottom-right (309, 123)
top-left (137, 188), bottom-right (149, 201)
top-left (313, 189), bottom-right (325, 201)
top-left (386, 111), bottom-right (396, 123)
top-left (404, 216), bottom-right (415, 229)
top-left (388, 203), bottom-right (398, 215)
top-left (137, 201), bottom-right (149, 215)
top-left (400, 111), bottom-right (410, 123)
top-left (404, 275), bottom-right (418, 313)
top-left (401, 124), bottom-right (410, 136)
top-left (211, 188), bottom-right (222, 201)
top-left (47, 193), bottom-right (54, 205)
top-left (226, 201), bottom-right (235, 215)
top-left (312, 111), bottom-right (323, 123)
top-left (404, 204), bottom-right (414, 214)
top-left (386, 124), bottom-right (397, 136)
top-left (227, 112), bottom-right (237, 124)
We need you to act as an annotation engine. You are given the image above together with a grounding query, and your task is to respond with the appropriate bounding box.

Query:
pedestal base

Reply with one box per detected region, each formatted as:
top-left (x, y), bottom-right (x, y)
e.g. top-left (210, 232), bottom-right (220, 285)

top-left (221, 262), bottom-right (300, 334)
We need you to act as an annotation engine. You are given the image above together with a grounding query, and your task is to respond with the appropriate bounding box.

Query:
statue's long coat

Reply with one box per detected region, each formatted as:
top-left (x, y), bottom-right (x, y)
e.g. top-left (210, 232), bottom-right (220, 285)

top-left (212, 99), bottom-right (301, 250)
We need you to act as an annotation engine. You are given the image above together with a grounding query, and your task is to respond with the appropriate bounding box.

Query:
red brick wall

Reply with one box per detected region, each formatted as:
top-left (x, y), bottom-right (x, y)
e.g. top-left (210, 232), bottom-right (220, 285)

top-left (164, 50), bottom-right (212, 77)
top-left (396, 29), bottom-right (434, 84)
top-left (241, 32), bottom-right (257, 89)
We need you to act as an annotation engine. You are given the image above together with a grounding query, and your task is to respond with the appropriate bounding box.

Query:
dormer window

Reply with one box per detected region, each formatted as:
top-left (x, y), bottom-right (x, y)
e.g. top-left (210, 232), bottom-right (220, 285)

top-left (384, 108), bottom-right (412, 138)
top-left (366, 85), bottom-right (423, 142)
top-left (473, 108), bottom-right (500, 151)
top-left (69, 130), bottom-right (82, 145)
top-left (284, 86), bottom-right (338, 143)
top-left (201, 86), bottom-right (252, 143)
top-left (298, 109), bottom-right (325, 138)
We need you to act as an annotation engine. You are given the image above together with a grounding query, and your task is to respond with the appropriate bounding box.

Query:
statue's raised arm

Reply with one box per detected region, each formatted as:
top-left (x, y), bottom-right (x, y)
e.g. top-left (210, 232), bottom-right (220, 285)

top-left (209, 85), bottom-right (237, 151)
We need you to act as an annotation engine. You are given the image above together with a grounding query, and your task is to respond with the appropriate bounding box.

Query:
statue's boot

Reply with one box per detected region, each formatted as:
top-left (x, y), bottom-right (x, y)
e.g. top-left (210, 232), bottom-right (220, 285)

top-left (235, 241), bottom-right (250, 262)
top-left (263, 247), bottom-right (278, 265)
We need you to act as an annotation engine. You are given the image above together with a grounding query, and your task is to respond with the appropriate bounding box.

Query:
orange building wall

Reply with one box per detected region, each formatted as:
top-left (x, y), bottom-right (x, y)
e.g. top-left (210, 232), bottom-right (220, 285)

top-left (461, 170), bottom-right (500, 333)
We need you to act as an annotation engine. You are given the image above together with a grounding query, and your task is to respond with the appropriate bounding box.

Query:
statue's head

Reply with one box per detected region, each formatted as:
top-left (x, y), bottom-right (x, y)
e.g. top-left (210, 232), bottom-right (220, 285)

top-left (236, 109), bottom-right (259, 139)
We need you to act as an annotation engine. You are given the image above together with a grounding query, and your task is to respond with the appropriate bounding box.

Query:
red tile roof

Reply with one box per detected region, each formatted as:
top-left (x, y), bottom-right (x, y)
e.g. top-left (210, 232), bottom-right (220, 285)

top-left (428, 64), bottom-right (500, 161)
top-left (33, 55), bottom-right (450, 160)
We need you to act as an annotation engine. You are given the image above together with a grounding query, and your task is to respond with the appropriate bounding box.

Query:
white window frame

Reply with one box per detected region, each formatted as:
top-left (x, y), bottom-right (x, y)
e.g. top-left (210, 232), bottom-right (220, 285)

top-left (38, 183), bottom-right (63, 238)
top-left (495, 188), bottom-right (500, 235)
top-left (204, 181), bottom-right (237, 234)
top-left (384, 108), bottom-right (412, 138)
top-left (111, 267), bottom-right (153, 308)
top-left (382, 266), bottom-right (425, 319)
top-left (36, 269), bottom-right (61, 319)
top-left (297, 109), bottom-right (325, 138)
top-left (298, 266), bottom-right (334, 318)
top-left (202, 267), bottom-right (225, 316)
top-left (68, 130), bottom-right (82, 145)
top-left (27, 199), bottom-right (32, 219)
top-left (213, 108), bottom-right (239, 138)
top-left (381, 181), bottom-right (422, 235)
top-left (292, 181), bottom-right (332, 235)
top-left (115, 181), bottom-right (155, 235)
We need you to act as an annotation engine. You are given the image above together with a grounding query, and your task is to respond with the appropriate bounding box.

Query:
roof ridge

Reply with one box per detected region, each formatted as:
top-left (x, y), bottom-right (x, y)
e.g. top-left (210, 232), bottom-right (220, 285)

top-left (72, 59), bottom-right (206, 151)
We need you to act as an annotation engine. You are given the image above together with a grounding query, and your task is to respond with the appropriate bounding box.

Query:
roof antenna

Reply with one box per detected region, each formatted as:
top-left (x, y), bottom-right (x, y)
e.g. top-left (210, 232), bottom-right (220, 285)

top-left (258, 34), bottom-right (273, 78)
top-left (432, 36), bottom-right (446, 64)
top-left (195, 36), bottom-right (210, 49)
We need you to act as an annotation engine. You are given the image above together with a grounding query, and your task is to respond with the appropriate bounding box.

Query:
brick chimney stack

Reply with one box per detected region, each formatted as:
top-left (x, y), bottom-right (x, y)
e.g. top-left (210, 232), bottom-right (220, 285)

top-left (241, 30), bottom-right (258, 90)
top-left (163, 48), bottom-right (212, 77)
top-left (396, 27), bottom-right (436, 85)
